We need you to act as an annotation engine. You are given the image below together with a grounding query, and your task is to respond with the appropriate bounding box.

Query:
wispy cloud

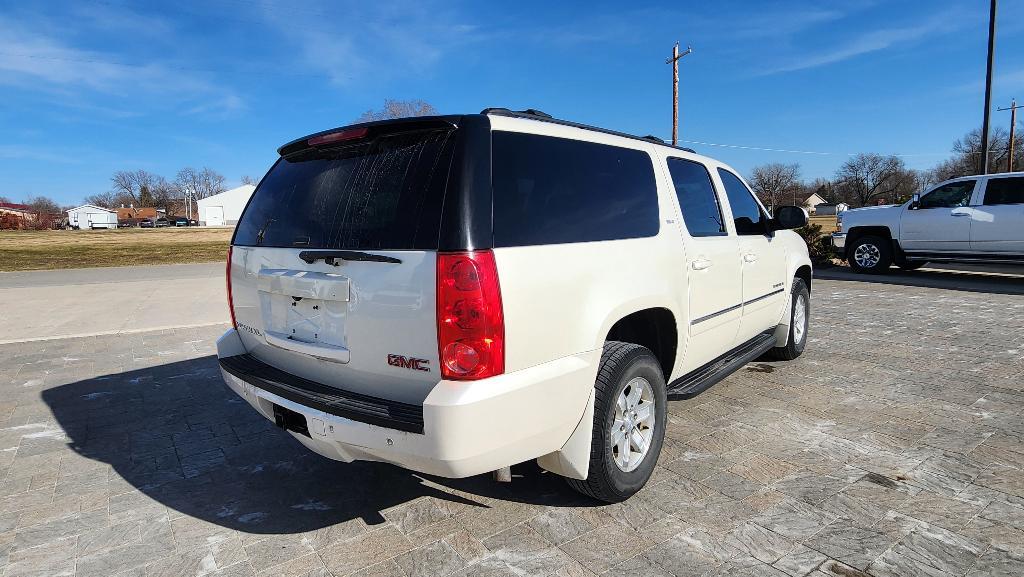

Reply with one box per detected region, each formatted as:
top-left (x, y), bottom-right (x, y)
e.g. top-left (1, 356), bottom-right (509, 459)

top-left (258, 0), bottom-right (485, 85)
top-left (0, 12), bottom-right (243, 118)
top-left (757, 9), bottom-right (971, 75)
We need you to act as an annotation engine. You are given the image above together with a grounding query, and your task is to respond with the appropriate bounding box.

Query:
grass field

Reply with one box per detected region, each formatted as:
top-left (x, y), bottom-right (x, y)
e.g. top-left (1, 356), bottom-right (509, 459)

top-left (0, 228), bottom-right (234, 271)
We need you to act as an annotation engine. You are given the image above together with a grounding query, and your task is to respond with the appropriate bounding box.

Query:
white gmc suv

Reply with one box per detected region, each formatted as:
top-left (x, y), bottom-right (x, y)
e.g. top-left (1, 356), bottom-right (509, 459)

top-left (833, 173), bottom-right (1024, 273)
top-left (216, 108), bottom-right (812, 502)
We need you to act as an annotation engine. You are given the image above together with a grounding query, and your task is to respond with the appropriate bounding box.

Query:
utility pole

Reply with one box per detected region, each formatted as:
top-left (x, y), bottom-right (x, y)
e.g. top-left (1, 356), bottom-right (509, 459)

top-left (665, 42), bottom-right (692, 146)
top-left (981, 0), bottom-right (998, 174)
top-left (998, 99), bottom-right (1019, 171)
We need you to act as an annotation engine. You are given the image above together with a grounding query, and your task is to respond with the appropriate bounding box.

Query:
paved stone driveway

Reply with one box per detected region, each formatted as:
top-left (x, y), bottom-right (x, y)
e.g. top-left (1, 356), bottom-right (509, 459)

top-left (1, 277), bottom-right (1023, 577)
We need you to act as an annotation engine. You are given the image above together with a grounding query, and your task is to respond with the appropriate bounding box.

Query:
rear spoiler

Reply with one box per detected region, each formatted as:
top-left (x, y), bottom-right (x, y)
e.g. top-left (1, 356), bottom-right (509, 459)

top-left (277, 116), bottom-right (460, 157)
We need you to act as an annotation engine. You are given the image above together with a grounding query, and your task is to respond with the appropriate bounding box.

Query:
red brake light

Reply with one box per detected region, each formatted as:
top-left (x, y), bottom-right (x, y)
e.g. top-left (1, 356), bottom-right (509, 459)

top-left (226, 246), bottom-right (237, 330)
top-left (307, 127), bottom-right (368, 146)
top-left (437, 251), bottom-right (504, 380)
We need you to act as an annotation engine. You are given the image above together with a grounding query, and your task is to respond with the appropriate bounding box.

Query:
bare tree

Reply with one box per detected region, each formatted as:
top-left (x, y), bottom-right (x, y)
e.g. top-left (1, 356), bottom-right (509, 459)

top-left (174, 167), bottom-right (226, 218)
top-left (240, 175), bottom-right (259, 186)
top-left (355, 99), bottom-right (438, 123)
top-left (0, 196), bottom-right (12, 204)
top-left (84, 191), bottom-right (118, 208)
top-left (22, 195), bottom-right (62, 215)
top-left (110, 170), bottom-right (163, 205)
top-left (750, 163), bottom-right (801, 211)
top-left (833, 153), bottom-right (912, 207)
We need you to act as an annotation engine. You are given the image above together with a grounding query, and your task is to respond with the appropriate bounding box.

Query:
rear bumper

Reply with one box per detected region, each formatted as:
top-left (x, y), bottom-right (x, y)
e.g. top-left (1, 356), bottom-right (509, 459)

top-left (216, 329), bottom-right (596, 478)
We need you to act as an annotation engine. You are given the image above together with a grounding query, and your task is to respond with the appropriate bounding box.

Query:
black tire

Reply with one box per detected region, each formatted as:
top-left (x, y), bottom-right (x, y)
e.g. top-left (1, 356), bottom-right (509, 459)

top-left (847, 235), bottom-right (892, 274)
top-left (566, 341), bottom-right (667, 503)
top-left (769, 278), bottom-right (809, 361)
top-left (898, 261), bottom-right (926, 271)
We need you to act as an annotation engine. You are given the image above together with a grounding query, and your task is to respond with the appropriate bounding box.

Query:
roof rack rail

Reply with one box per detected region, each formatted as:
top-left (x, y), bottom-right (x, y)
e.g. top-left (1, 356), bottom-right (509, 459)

top-left (482, 108), bottom-right (696, 154)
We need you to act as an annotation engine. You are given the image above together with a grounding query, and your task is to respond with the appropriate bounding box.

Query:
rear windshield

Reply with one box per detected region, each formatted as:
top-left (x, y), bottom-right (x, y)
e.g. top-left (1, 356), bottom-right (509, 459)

top-left (491, 131), bottom-right (659, 246)
top-left (234, 129), bottom-right (455, 250)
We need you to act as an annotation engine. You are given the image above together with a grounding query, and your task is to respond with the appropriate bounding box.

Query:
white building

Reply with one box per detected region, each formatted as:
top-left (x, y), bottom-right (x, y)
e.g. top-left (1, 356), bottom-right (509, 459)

top-left (197, 185), bottom-right (256, 226)
top-left (66, 204), bottom-right (118, 229)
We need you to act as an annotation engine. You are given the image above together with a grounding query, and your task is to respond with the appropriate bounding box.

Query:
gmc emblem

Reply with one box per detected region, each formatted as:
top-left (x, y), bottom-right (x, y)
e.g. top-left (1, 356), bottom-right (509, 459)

top-left (388, 354), bottom-right (430, 372)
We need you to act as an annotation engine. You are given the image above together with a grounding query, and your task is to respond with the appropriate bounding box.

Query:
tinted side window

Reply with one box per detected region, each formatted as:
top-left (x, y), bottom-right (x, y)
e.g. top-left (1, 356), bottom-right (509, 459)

top-left (717, 169), bottom-right (768, 235)
top-left (666, 158), bottom-right (725, 237)
top-left (492, 132), bottom-right (659, 246)
top-left (983, 177), bottom-right (1024, 205)
top-left (919, 181), bottom-right (975, 209)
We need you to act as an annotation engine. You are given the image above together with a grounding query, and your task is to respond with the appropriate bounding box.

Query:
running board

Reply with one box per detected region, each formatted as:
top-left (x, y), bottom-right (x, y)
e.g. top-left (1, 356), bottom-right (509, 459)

top-left (666, 331), bottom-right (777, 399)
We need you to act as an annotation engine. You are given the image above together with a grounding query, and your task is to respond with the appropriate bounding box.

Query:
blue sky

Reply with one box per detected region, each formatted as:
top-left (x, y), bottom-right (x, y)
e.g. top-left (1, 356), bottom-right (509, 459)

top-left (2, 0), bottom-right (1023, 206)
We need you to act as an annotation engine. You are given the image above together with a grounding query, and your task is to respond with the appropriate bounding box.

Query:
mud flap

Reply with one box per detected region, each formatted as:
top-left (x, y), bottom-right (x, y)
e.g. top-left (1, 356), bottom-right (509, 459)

top-left (536, 389), bottom-right (594, 480)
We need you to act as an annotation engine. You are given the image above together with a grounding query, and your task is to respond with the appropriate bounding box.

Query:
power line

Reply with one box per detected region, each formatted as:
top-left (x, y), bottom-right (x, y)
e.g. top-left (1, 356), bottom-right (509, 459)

top-left (667, 138), bottom-right (948, 158)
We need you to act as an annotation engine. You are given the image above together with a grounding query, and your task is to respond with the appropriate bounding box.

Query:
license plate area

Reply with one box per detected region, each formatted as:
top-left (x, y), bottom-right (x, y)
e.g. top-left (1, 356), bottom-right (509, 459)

top-left (273, 403), bottom-right (310, 437)
top-left (260, 294), bottom-right (348, 349)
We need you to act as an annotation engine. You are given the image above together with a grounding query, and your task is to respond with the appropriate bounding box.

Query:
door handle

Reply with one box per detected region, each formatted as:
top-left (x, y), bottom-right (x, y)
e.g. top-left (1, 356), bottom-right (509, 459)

top-left (743, 253), bottom-right (758, 263)
top-left (691, 258), bottom-right (712, 270)
top-left (951, 212), bottom-right (970, 217)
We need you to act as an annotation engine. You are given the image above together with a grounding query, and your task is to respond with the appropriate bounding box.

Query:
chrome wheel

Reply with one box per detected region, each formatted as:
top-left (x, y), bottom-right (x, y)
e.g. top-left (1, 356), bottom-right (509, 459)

top-left (612, 376), bottom-right (656, 472)
top-left (853, 242), bottom-right (881, 269)
top-left (793, 294), bottom-right (807, 344)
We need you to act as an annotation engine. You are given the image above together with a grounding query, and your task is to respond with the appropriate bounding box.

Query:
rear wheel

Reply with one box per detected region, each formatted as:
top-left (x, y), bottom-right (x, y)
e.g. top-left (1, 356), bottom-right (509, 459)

top-left (769, 278), bottom-right (809, 361)
top-left (848, 235), bottom-right (892, 274)
top-left (566, 341), bottom-right (666, 503)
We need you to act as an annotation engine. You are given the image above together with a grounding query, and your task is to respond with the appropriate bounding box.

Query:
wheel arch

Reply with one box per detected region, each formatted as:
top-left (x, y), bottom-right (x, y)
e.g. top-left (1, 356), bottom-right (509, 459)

top-left (603, 307), bottom-right (678, 380)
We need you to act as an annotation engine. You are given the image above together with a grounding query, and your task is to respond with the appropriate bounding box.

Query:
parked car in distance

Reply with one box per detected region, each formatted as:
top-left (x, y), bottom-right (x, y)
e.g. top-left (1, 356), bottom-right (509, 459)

top-left (216, 108), bottom-right (813, 502)
top-left (138, 219), bottom-right (154, 228)
top-left (154, 218), bottom-right (170, 227)
top-left (833, 172), bottom-right (1024, 273)
top-left (173, 217), bottom-right (190, 227)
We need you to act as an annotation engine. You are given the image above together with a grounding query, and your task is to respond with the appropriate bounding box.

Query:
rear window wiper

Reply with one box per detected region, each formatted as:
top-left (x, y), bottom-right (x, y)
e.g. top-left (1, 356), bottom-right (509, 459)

top-left (298, 250), bottom-right (402, 265)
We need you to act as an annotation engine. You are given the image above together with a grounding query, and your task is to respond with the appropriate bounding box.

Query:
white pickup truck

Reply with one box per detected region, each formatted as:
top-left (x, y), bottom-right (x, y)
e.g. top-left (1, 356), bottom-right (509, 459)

top-left (832, 173), bottom-right (1024, 273)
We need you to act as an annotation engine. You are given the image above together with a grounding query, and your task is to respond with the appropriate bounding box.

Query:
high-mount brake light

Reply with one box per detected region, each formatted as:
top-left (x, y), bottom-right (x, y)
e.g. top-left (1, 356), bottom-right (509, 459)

top-left (226, 246), bottom-right (237, 330)
top-left (437, 251), bottom-right (504, 380)
top-left (307, 127), bottom-right (369, 146)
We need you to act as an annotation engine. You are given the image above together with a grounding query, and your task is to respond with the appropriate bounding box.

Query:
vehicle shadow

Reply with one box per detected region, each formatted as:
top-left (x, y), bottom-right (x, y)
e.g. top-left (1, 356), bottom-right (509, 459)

top-left (41, 356), bottom-right (592, 535)
top-left (813, 264), bottom-right (1024, 296)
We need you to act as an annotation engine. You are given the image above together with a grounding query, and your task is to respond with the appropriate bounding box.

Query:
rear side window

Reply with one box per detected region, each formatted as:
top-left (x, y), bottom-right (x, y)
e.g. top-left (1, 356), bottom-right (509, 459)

top-left (491, 132), bottom-right (659, 246)
top-left (666, 158), bottom-right (725, 237)
top-left (983, 177), bottom-right (1024, 205)
top-left (234, 129), bottom-right (455, 249)
top-left (718, 169), bottom-right (768, 235)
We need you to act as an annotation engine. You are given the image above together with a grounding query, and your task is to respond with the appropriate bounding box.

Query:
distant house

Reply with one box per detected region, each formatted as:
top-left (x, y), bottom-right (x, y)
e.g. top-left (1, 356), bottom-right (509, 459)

top-left (197, 185), bottom-right (255, 226)
top-left (115, 206), bottom-right (165, 225)
top-left (66, 204), bottom-right (118, 229)
top-left (0, 203), bottom-right (35, 229)
top-left (813, 202), bottom-right (849, 215)
top-left (797, 192), bottom-right (827, 214)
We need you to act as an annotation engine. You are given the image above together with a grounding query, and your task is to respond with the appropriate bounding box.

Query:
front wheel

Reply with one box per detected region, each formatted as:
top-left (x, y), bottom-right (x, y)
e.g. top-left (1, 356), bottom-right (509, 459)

top-left (769, 278), bottom-right (809, 361)
top-left (566, 341), bottom-right (667, 503)
top-left (848, 235), bottom-right (892, 274)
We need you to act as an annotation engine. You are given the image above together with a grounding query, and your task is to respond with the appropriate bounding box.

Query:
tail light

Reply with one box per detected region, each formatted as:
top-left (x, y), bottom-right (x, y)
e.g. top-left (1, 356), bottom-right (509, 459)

top-left (437, 251), bottom-right (504, 380)
top-left (226, 246), bottom-right (237, 330)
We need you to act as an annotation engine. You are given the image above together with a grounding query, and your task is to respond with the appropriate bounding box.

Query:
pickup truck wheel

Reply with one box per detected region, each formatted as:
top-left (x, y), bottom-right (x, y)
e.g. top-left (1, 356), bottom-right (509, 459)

top-left (848, 235), bottom-right (892, 274)
top-left (566, 341), bottom-right (667, 503)
top-left (769, 278), bottom-right (809, 361)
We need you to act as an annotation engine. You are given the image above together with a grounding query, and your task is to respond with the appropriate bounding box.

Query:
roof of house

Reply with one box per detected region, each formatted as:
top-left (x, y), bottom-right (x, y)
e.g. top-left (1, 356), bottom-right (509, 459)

top-left (0, 202), bottom-right (33, 212)
top-left (66, 204), bottom-right (116, 213)
top-left (196, 185), bottom-right (256, 206)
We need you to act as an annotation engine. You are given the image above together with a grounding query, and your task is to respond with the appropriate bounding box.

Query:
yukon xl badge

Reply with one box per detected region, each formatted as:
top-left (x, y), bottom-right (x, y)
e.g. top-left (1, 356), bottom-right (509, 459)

top-left (388, 354), bottom-right (430, 372)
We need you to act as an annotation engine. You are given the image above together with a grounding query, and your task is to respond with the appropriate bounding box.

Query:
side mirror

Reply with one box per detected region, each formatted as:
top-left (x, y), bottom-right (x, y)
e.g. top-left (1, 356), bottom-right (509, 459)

top-left (909, 193), bottom-right (921, 210)
top-left (771, 206), bottom-right (808, 231)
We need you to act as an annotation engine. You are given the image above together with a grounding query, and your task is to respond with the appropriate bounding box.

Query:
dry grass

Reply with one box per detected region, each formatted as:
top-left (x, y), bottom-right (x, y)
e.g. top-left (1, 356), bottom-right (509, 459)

top-left (808, 215), bottom-right (839, 234)
top-left (0, 228), bottom-right (234, 271)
